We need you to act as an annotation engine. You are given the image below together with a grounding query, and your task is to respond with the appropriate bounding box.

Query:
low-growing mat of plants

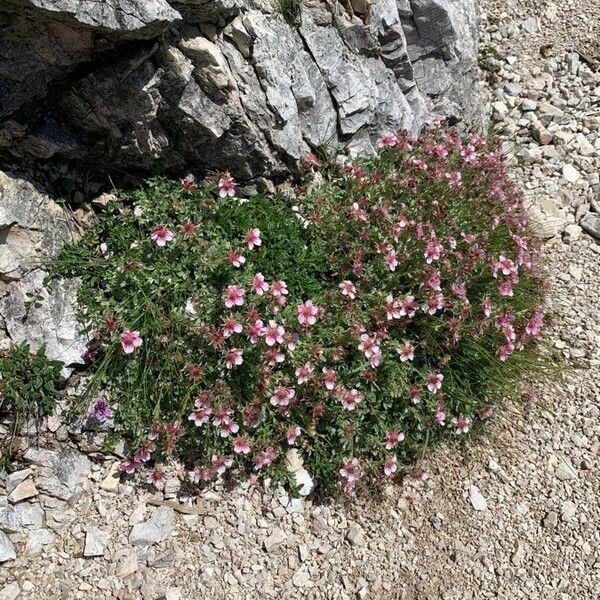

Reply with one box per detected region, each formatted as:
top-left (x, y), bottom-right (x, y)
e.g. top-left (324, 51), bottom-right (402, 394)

top-left (48, 124), bottom-right (551, 494)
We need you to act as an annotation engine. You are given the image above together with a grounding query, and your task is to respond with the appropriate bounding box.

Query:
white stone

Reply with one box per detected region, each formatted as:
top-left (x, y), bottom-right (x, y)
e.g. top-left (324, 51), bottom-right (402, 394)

top-left (84, 525), bottom-right (110, 557)
top-left (0, 531), bottom-right (16, 563)
top-left (562, 164), bottom-right (580, 183)
top-left (469, 485), bottom-right (488, 511)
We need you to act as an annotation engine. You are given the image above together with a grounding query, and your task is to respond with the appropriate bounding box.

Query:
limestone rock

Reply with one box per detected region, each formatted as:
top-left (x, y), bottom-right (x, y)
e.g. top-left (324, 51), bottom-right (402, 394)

top-left (0, 531), bottom-right (16, 563)
top-left (0, 171), bottom-right (86, 371)
top-left (0, 0), bottom-right (483, 185)
top-left (129, 506), bottom-right (175, 546)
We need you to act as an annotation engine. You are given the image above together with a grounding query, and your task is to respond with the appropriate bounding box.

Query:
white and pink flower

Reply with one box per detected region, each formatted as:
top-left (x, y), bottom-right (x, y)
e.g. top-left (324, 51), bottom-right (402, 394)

top-left (218, 174), bottom-right (236, 198)
top-left (385, 430), bottom-right (405, 449)
top-left (297, 300), bottom-right (319, 326)
top-left (225, 347), bottom-right (244, 369)
top-left (222, 317), bottom-right (243, 338)
top-left (120, 330), bottom-right (143, 354)
top-left (339, 280), bottom-right (357, 299)
top-left (322, 367), bottom-right (337, 390)
top-left (397, 341), bottom-right (415, 362)
top-left (452, 414), bottom-right (472, 434)
top-left (270, 386), bottom-right (296, 407)
top-left (264, 320), bottom-right (285, 346)
top-left (224, 285), bottom-right (245, 308)
top-left (245, 228), bottom-right (262, 250)
top-left (251, 272), bottom-right (269, 295)
top-left (426, 372), bottom-right (444, 393)
top-left (286, 426), bottom-right (301, 445)
top-left (151, 224), bottom-right (174, 247)
top-left (233, 436), bottom-right (251, 454)
top-left (383, 455), bottom-right (398, 477)
top-left (295, 362), bottom-right (314, 385)
top-left (226, 249), bottom-right (246, 268)
top-left (340, 388), bottom-right (362, 411)
top-left (385, 247), bottom-right (398, 271)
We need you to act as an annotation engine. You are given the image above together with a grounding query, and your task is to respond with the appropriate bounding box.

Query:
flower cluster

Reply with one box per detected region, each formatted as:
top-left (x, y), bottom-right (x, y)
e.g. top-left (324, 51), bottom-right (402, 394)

top-left (55, 122), bottom-right (548, 495)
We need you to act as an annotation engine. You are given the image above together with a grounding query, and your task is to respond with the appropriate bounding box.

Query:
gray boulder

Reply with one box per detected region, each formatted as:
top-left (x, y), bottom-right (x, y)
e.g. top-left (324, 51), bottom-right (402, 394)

top-left (0, 171), bottom-right (86, 371)
top-left (0, 0), bottom-right (484, 186)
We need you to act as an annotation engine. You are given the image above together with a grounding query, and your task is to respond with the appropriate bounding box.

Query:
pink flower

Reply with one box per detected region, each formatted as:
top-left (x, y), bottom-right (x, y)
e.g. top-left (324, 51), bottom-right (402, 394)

top-left (212, 408), bottom-right (234, 427)
top-left (385, 294), bottom-right (401, 320)
top-left (433, 144), bottom-right (448, 158)
top-left (225, 347), bottom-right (244, 369)
top-left (297, 300), bottom-right (319, 326)
top-left (384, 455), bottom-right (398, 477)
top-left (322, 368), bottom-right (337, 390)
top-left (245, 228), bottom-right (262, 250)
top-left (358, 333), bottom-right (380, 361)
top-left (385, 247), bottom-right (398, 271)
top-left (498, 280), bottom-right (514, 297)
top-left (233, 436), bottom-right (251, 454)
top-left (493, 255), bottom-right (517, 278)
top-left (340, 388), bottom-right (362, 411)
top-left (227, 249), bottom-right (246, 267)
top-left (461, 144), bottom-right (476, 162)
top-left (271, 280), bottom-right (288, 297)
top-left (339, 457), bottom-right (360, 491)
top-left (265, 347), bottom-right (285, 367)
top-left (377, 133), bottom-right (397, 148)
top-left (424, 294), bottom-right (444, 315)
top-left (119, 458), bottom-right (140, 475)
top-left (252, 273), bottom-right (270, 295)
top-left (147, 469), bottom-right (166, 490)
top-left (295, 362), bottom-right (314, 384)
top-left (254, 447), bottom-right (278, 470)
top-left (452, 415), bottom-right (472, 434)
top-left (270, 386), bottom-right (296, 407)
top-left (445, 171), bottom-right (462, 189)
top-left (218, 174), bottom-right (236, 198)
top-left (409, 385), bottom-right (422, 404)
top-left (426, 372), bottom-right (444, 393)
top-left (285, 333), bottom-right (299, 352)
top-left (385, 430), bottom-right (405, 449)
top-left (482, 296), bottom-right (492, 317)
top-left (120, 330), bottom-right (143, 354)
top-left (426, 271), bottom-right (442, 292)
top-left (397, 341), bottom-right (415, 362)
top-left (134, 442), bottom-right (154, 463)
top-left (148, 423), bottom-right (163, 441)
top-left (351, 202), bottom-right (368, 222)
top-left (434, 406), bottom-right (446, 426)
top-left (212, 454), bottom-right (233, 474)
top-left (181, 173), bottom-right (196, 192)
top-left (497, 343), bottom-right (514, 361)
top-left (247, 319), bottom-right (264, 344)
top-left (399, 295), bottom-right (417, 318)
top-left (286, 426), bottom-right (301, 445)
top-left (192, 467), bottom-right (214, 483)
top-left (151, 224), bottom-right (174, 247)
top-left (525, 310), bottom-right (544, 336)
top-left (219, 419), bottom-right (240, 438)
top-left (339, 280), bottom-right (357, 299)
top-left (424, 239), bottom-right (443, 264)
top-left (188, 406), bottom-right (211, 427)
top-left (224, 285), bottom-right (245, 308)
top-left (302, 153), bottom-right (321, 169)
top-left (264, 320), bottom-right (285, 346)
top-left (223, 317), bottom-right (243, 338)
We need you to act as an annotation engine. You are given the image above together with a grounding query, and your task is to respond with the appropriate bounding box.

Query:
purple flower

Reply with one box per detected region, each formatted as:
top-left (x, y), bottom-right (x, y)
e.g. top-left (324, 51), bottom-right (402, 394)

top-left (90, 397), bottom-right (113, 423)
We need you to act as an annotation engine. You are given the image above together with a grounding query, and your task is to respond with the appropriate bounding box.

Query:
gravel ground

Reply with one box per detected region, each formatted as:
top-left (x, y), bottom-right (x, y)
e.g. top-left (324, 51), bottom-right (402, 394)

top-left (1, 1), bottom-right (599, 598)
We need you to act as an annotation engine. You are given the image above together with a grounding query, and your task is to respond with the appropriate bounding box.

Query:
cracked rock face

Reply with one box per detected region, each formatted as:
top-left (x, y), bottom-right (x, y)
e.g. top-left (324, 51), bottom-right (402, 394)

top-left (0, 0), bottom-right (483, 185)
top-left (0, 171), bottom-right (86, 370)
